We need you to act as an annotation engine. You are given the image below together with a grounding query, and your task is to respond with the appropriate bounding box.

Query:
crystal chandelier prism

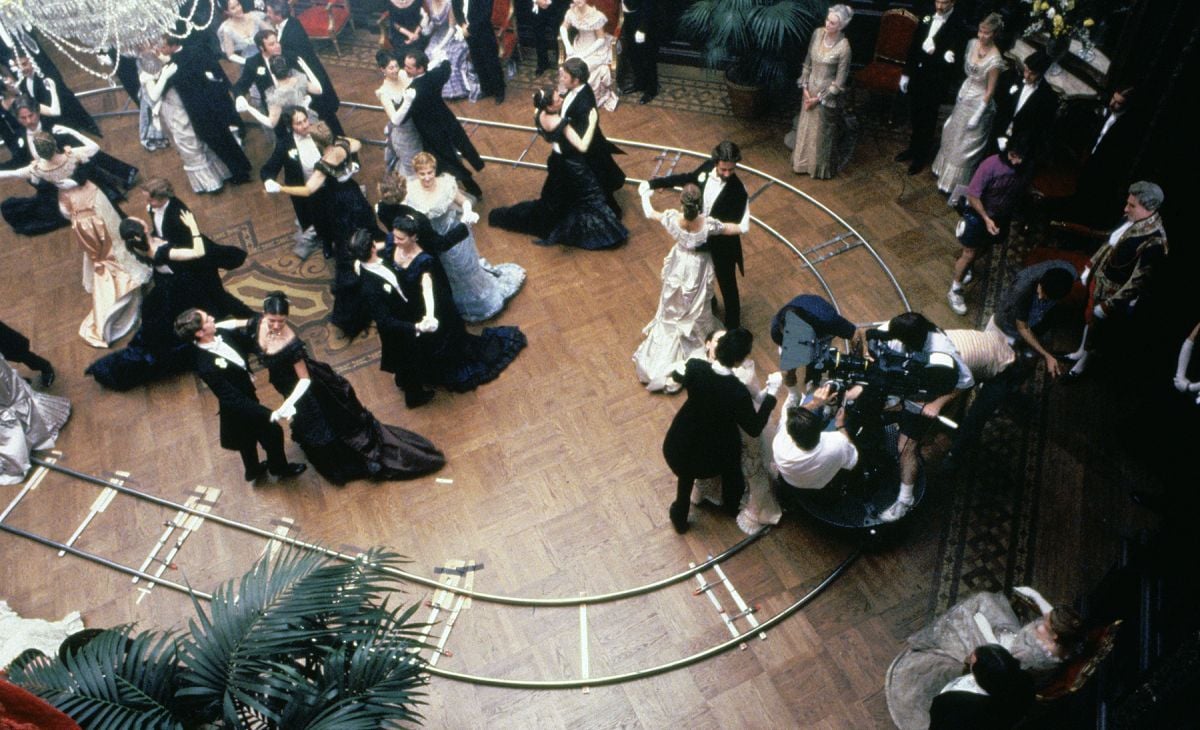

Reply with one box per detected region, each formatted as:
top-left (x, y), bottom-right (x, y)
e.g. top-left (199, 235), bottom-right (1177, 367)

top-left (0, 0), bottom-right (212, 79)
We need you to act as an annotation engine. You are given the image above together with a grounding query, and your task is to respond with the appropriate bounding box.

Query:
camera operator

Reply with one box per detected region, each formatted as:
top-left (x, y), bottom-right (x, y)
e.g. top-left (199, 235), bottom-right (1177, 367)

top-left (770, 293), bottom-right (867, 390)
top-left (772, 382), bottom-right (859, 498)
top-left (869, 312), bottom-right (974, 522)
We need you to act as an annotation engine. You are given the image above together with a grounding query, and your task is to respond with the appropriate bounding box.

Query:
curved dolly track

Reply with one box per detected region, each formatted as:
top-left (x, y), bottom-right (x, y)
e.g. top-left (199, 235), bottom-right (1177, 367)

top-left (5, 457), bottom-right (862, 688)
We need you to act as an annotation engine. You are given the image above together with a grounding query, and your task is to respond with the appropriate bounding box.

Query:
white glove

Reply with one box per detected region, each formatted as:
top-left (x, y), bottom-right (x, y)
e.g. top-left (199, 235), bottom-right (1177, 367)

top-left (460, 199), bottom-right (478, 225)
top-left (264, 180), bottom-right (282, 194)
top-left (765, 371), bottom-right (784, 395)
top-left (1175, 375), bottom-right (1193, 393)
top-left (634, 30), bottom-right (645, 44)
top-left (967, 106), bottom-right (984, 130)
top-left (637, 180), bottom-right (651, 196)
top-left (403, 87), bottom-right (417, 102)
top-left (899, 75), bottom-right (910, 94)
top-left (1176, 339), bottom-right (1195, 392)
top-left (416, 316), bottom-right (439, 333)
top-left (454, 25), bottom-right (466, 41)
top-left (204, 70), bottom-right (216, 81)
top-left (997, 136), bottom-right (1008, 151)
top-left (944, 50), bottom-right (956, 64)
top-left (161, 63), bottom-right (177, 80)
top-left (235, 95), bottom-right (250, 113)
top-left (303, 95), bottom-right (313, 108)
top-left (1080, 266), bottom-right (1091, 286)
top-left (138, 71), bottom-right (155, 85)
top-left (1013, 586), bottom-right (1053, 614)
top-left (1092, 304), bottom-right (1106, 319)
top-left (270, 402), bottom-right (297, 422)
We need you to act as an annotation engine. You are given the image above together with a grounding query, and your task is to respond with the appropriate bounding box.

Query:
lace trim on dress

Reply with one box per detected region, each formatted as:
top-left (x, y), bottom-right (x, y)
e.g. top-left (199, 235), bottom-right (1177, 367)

top-left (567, 6), bottom-right (608, 32)
top-left (404, 174), bottom-right (458, 218)
top-left (661, 209), bottom-right (710, 250)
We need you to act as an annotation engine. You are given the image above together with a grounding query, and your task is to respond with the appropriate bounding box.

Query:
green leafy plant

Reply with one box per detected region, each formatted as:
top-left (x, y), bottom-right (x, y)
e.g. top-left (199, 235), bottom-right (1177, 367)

top-left (680, 0), bottom-right (824, 91)
top-left (9, 547), bottom-right (429, 729)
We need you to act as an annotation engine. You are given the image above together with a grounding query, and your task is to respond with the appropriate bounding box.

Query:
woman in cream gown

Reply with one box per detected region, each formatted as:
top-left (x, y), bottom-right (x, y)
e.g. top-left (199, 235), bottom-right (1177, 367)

top-left (0, 132), bottom-right (150, 347)
top-left (1, 354), bottom-right (71, 485)
top-left (789, 5), bottom-right (853, 179)
top-left (560, 0), bottom-right (618, 111)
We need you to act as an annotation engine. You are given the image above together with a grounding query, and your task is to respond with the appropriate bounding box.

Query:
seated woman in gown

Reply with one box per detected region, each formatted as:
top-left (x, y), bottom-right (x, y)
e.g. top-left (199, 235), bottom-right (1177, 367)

top-left (374, 51), bottom-right (421, 177)
top-left (85, 210), bottom-right (253, 390)
top-left (886, 586), bottom-right (1084, 730)
top-left (265, 119), bottom-right (383, 338)
top-left (404, 152), bottom-right (525, 322)
top-left (0, 131), bottom-right (150, 348)
top-left (488, 87), bottom-right (627, 250)
top-left (632, 182), bottom-right (742, 392)
top-left (235, 54), bottom-right (322, 131)
top-left (351, 219), bottom-right (526, 402)
top-left (1, 353), bottom-right (71, 485)
top-left (559, 0), bottom-right (618, 111)
top-left (248, 291), bottom-right (445, 484)
top-left (218, 0), bottom-right (272, 69)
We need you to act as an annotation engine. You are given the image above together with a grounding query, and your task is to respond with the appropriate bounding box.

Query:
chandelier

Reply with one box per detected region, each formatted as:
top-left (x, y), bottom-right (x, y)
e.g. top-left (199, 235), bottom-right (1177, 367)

top-left (0, 0), bottom-right (212, 79)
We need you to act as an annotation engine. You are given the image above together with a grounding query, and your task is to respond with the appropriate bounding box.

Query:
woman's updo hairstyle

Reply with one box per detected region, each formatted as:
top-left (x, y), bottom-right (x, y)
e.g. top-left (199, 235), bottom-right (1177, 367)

top-left (377, 170), bottom-right (407, 205)
top-left (263, 290), bottom-right (290, 316)
top-left (32, 132), bottom-right (60, 160)
top-left (533, 86), bottom-right (556, 111)
top-left (119, 219), bottom-right (152, 264)
top-left (268, 54), bottom-right (292, 80)
top-left (680, 183), bottom-right (703, 221)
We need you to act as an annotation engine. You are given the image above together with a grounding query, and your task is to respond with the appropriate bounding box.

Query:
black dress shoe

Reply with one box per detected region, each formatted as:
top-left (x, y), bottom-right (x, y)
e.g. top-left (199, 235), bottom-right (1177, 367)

top-left (638, 93), bottom-right (655, 105)
top-left (228, 174), bottom-right (252, 186)
top-left (494, 90), bottom-right (505, 105)
top-left (907, 159), bottom-right (926, 175)
top-left (894, 149), bottom-right (914, 162)
top-left (270, 462), bottom-right (308, 479)
top-left (405, 388), bottom-right (435, 408)
top-left (668, 504), bottom-right (690, 534)
top-left (39, 366), bottom-right (56, 388)
top-left (244, 461), bottom-right (269, 482)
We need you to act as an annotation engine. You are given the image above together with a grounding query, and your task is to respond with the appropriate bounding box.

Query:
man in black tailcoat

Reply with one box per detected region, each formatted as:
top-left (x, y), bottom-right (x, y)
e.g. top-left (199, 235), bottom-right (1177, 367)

top-left (558, 58), bottom-right (625, 212)
top-left (0, 27), bottom-right (100, 136)
top-left (175, 309), bottom-right (306, 482)
top-left (661, 329), bottom-right (781, 533)
top-left (453, 0), bottom-right (506, 103)
top-left (264, 0), bottom-right (344, 136)
top-left (618, 0), bottom-right (659, 104)
top-left (161, 36), bottom-right (253, 184)
top-left (896, 0), bottom-right (969, 175)
top-left (989, 50), bottom-right (1058, 162)
top-left (648, 140), bottom-right (749, 328)
top-left (402, 51), bottom-right (486, 198)
top-left (528, 0), bottom-right (568, 76)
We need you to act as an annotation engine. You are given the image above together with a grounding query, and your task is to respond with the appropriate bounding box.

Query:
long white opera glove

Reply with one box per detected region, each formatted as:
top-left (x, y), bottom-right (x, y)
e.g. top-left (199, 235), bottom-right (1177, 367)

top-left (639, 188), bottom-right (656, 219)
top-left (271, 378), bottom-right (311, 422)
top-left (764, 371), bottom-right (784, 396)
top-left (264, 180), bottom-right (282, 194)
top-left (235, 95), bottom-right (250, 113)
top-left (1013, 586), bottom-right (1053, 614)
top-left (1176, 338), bottom-right (1197, 392)
top-left (1080, 266), bottom-right (1091, 286)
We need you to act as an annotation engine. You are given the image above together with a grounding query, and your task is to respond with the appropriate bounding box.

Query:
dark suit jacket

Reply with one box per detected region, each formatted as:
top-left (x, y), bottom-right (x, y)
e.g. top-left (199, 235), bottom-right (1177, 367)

top-left (1, 30), bottom-right (100, 135)
top-left (359, 261), bottom-right (418, 375)
top-left (193, 329), bottom-right (273, 451)
top-left (561, 83), bottom-right (626, 192)
top-left (278, 18), bottom-right (339, 109)
top-left (929, 690), bottom-right (1022, 730)
top-left (663, 359), bottom-right (776, 477)
top-left (991, 72), bottom-right (1059, 157)
top-left (903, 8), bottom-right (969, 96)
top-left (649, 159), bottom-right (748, 274)
top-left (167, 43), bottom-right (250, 177)
top-left (149, 198), bottom-right (192, 248)
top-left (259, 131), bottom-right (316, 228)
top-left (404, 61), bottom-right (482, 170)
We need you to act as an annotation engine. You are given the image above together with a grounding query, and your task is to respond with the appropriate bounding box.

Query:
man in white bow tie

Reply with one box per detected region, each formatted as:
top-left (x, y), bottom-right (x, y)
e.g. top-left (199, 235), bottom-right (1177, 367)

top-left (895, 0), bottom-right (969, 175)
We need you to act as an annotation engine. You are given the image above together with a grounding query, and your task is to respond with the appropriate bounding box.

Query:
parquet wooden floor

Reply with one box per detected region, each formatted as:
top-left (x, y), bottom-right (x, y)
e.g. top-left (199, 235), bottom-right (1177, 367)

top-left (0, 36), bottom-right (1160, 728)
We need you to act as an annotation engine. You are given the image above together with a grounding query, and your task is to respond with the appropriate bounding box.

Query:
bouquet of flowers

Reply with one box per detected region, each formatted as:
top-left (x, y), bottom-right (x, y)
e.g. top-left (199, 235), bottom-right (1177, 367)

top-left (1022, 0), bottom-right (1095, 46)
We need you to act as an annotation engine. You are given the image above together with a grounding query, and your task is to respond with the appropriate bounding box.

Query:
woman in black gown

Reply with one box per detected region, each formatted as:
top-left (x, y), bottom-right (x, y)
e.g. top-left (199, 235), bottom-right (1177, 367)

top-left (352, 221), bottom-right (526, 396)
top-left (86, 211), bottom-right (253, 390)
top-left (265, 117), bottom-right (384, 338)
top-left (488, 87), bottom-right (627, 250)
top-left (253, 291), bottom-right (445, 484)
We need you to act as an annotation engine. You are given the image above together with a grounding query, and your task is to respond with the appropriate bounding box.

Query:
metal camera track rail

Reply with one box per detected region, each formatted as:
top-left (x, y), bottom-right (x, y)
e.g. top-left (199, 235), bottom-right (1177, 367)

top-left (5, 456), bottom-right (861, 689)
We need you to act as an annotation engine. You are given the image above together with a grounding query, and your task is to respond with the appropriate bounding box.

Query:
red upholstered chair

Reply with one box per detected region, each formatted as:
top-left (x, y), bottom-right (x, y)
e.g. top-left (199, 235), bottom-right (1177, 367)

top-left (492, 0), bottom-right (519, 65)
top-left (853, 8), bottom-right (918, 121)
top-left (293, 0), bottom-right (355, 57)
top-left (1036, 619), bottom-right (1122, 701)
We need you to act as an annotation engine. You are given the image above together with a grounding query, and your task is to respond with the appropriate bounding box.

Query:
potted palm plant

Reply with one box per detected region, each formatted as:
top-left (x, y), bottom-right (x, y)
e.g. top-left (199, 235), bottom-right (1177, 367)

top-left (680, 0), bottom-right (824, 117)
top-left (8, 547), bottom-right (429, 729)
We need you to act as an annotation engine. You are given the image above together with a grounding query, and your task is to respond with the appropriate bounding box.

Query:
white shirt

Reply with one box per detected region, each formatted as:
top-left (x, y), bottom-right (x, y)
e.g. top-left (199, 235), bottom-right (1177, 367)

top-left (198, 336), bottom-right (247, 370)
top-left (773, 425), bottom-right (858, 491)
top-left (702, 173), bottom-right (752, 233)
top-left (151, 204), bottom-right (167, 238)
top-left (939, 673), bottom-right (986, 696)
top-left (1015, 81), bottom-right (1037, 114)
top-left (1092, 110), bottom-right (1122, 154)
top-left (295, 133), bottom-right (321, 178)
top-left (1107, 219), bottom-right (1134, 247)
top-left (362, 260), bottom-right (403, 296)
top-left (922, 10), bottom-right (951, 55)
